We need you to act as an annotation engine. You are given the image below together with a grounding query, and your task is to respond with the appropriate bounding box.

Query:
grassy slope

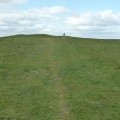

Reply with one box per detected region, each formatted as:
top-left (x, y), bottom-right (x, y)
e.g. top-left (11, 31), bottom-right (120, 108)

top-left (0, 35), bottom-right (120, 120)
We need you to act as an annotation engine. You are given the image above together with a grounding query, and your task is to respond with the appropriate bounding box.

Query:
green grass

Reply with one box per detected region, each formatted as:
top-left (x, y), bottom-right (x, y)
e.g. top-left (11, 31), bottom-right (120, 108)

top-left (0, 34), bottom-right (120, 120)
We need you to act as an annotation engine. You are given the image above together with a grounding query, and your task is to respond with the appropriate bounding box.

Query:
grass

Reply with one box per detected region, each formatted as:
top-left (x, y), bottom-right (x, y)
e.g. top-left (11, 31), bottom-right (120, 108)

top-left (0, 34), bottom-right (120, 120)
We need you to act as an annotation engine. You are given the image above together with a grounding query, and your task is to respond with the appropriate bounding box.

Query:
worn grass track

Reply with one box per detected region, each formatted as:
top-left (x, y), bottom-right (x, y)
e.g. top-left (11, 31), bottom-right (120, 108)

top-left (41, 38), bottom-right (70, 120)
top-left (0, 35), bottom-right (120, 120)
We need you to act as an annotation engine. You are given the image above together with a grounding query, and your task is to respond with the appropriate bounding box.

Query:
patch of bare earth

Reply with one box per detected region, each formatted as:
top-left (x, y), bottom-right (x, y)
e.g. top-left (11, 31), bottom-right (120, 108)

top-left (48, 63), bottom-right (70, 120)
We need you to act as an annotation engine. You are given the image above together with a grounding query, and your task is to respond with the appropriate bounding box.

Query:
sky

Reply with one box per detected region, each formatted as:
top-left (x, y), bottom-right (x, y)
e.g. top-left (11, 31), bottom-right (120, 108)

top-left (0, 0), bottom-right (120, 38)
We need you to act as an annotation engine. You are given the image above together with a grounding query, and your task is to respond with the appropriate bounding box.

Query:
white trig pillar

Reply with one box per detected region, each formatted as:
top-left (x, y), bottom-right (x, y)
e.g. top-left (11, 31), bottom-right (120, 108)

top-left (63, 32), bottom-right (66, 38)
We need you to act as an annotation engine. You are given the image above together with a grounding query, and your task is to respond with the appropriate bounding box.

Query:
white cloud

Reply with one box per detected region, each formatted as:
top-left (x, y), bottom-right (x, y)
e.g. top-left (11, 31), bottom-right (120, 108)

top-left (65, 10), bottom-right (120, 38)
top-left (0, 6), bottom-right (67, 36)
top-left (1, 7), bottom-right (120, 38)
top-left (34, 6), bottom-right (68, 14)
top-left (0, 6), bottom-right (67, 22)
top-left (66, 10), bottom-right (120, 27)
top-left (0, 0), bottom-right (27, 4)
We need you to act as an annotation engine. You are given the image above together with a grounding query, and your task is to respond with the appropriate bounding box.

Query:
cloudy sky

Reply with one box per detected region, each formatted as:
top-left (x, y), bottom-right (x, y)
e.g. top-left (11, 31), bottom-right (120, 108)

top-left (0, 0), bottom-right (120, 38)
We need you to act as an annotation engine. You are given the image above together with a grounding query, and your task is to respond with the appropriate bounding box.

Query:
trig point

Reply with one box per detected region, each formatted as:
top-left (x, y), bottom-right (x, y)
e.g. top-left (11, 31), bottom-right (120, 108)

top-left (63, 32), bottom-right (66, 37)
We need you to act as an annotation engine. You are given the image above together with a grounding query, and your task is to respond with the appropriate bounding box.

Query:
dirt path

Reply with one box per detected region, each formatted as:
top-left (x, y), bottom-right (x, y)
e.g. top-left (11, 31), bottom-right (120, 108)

top-left (46, 38), bottom-right (70, 120)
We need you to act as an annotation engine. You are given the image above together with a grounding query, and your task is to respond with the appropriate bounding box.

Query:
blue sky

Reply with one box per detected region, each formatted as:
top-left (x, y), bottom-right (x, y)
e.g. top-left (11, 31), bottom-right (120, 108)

top-left (21, 0), bottom-right (120, 12)
top-left (0, 0), bottom-right (120, 38)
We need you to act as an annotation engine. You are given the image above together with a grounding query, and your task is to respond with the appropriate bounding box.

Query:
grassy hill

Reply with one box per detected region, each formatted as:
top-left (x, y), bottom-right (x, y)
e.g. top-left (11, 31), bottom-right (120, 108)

top-left (0, 35), bottom-right (120, 120)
